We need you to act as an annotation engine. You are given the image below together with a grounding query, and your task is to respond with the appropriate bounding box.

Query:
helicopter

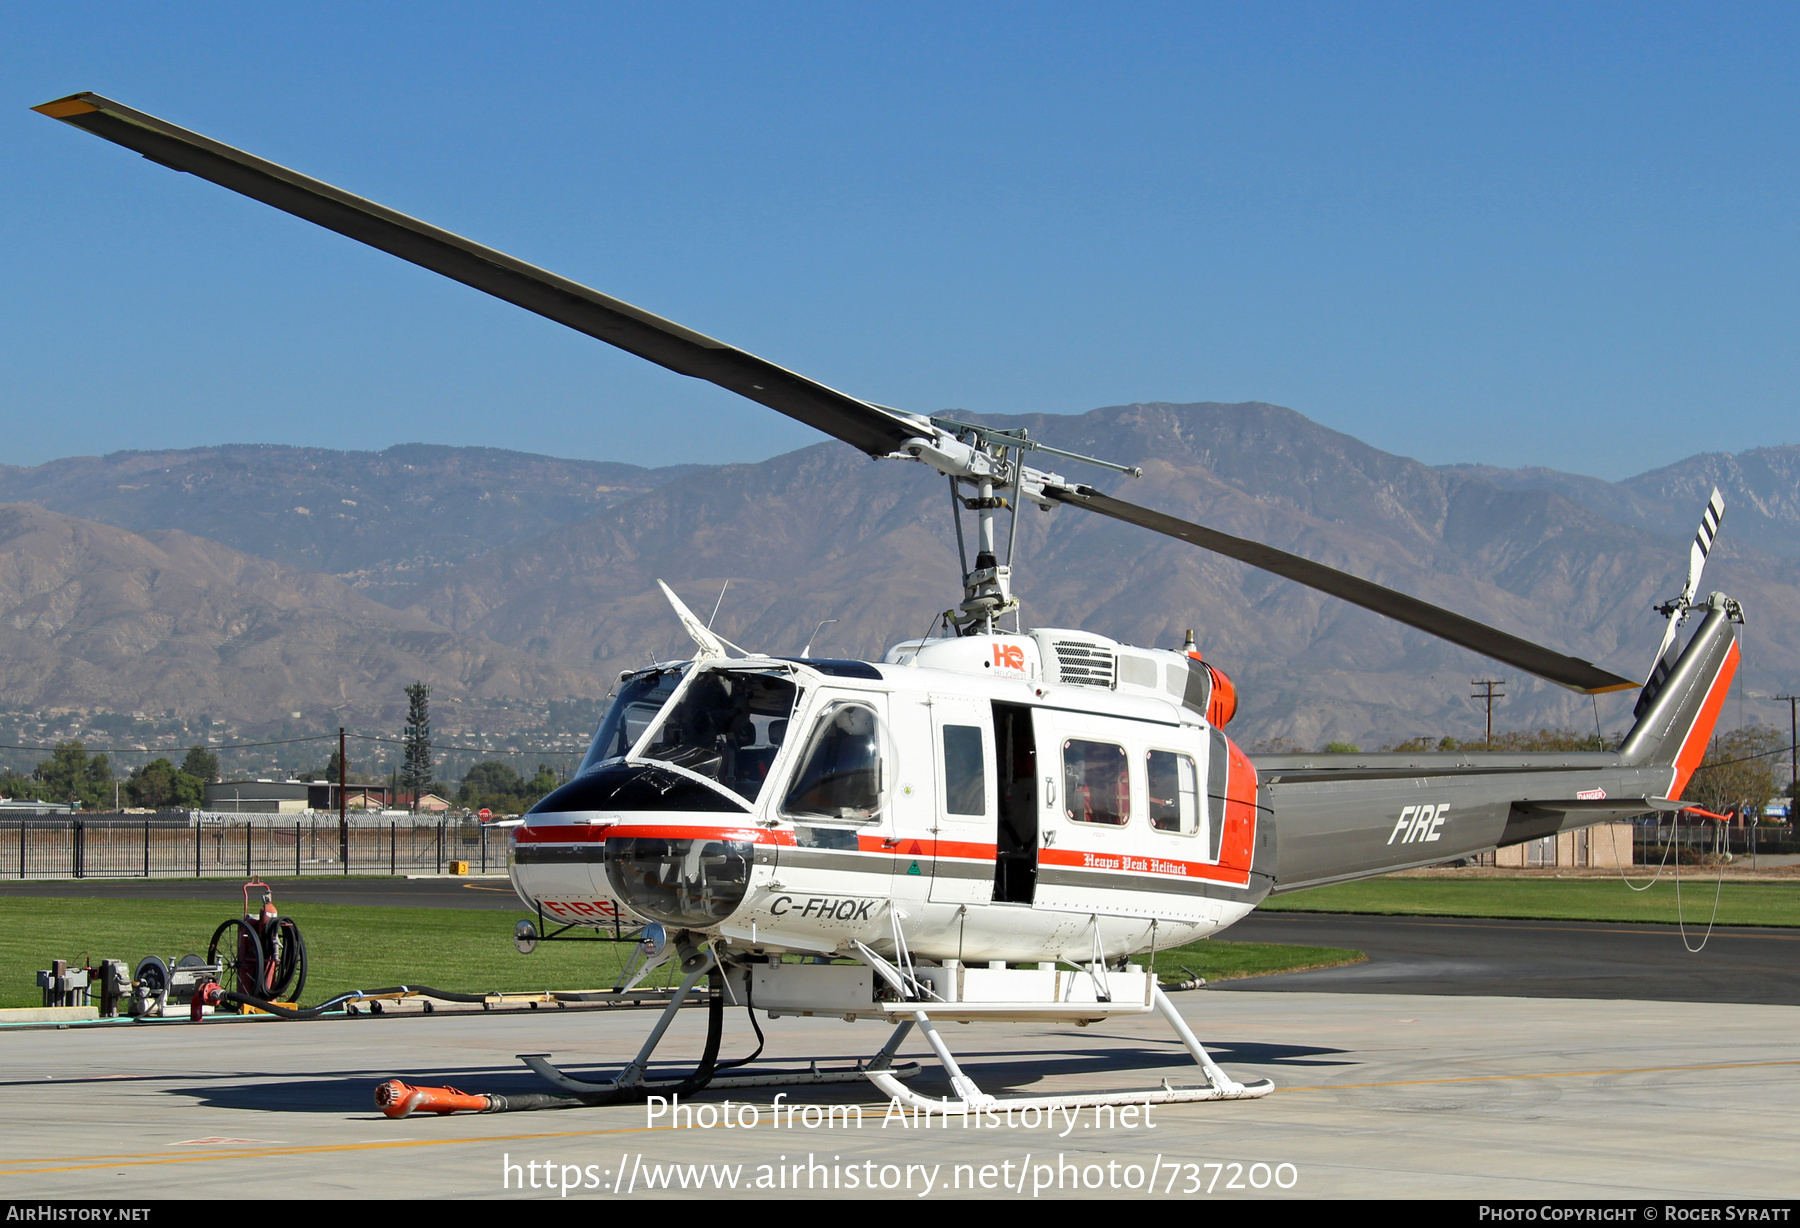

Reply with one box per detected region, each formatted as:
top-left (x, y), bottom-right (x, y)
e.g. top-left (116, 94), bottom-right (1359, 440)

top-left (36, 93), bottom-right (1743, 1116)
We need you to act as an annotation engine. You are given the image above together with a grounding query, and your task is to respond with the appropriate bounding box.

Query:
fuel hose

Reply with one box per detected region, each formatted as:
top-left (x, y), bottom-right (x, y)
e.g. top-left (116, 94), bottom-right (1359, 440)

top-left (372, 973), bottom-right (728, 1116)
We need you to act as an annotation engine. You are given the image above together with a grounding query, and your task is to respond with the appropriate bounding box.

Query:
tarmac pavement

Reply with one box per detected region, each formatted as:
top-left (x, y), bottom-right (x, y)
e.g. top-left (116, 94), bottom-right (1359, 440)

top-left (0, 987), bottom-right (1792, 1200)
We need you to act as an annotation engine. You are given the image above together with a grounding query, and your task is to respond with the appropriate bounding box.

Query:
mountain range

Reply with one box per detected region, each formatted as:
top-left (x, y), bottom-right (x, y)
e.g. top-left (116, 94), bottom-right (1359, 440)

top-left (2, 405), bottom-right (1794, 750)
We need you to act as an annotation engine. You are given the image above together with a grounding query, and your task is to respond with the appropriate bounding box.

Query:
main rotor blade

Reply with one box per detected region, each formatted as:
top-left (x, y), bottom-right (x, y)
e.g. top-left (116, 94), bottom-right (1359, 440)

top-left (34, 93), bottom-right (920, 458)
top-left (1046, 484), bottom-right (1639, 695)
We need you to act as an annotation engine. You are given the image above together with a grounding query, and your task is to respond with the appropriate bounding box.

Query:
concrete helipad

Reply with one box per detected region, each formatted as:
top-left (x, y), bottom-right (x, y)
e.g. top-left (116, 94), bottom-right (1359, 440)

top-left (1, 988), bottom-right (1794, 1199)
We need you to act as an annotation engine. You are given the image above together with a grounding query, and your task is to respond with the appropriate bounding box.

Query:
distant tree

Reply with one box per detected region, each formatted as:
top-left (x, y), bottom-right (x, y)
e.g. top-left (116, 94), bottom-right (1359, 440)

top-left (32, 742), bottom-right (112, 811)
top-left (1392, 730), bottom-right (1609, 753)
top-left (1689, 727), bottom-right (1785, 818)
top-left (458, 760), bottom-right (522, 805)
top-left (0, 768), bottom-right (37, 801)
top-left (456, 760), bottom-right (560, 815)
top-left (1384, 737), bottom-right (1436, 753)
top-left (180, 746), bottom-right (220, 784)
top-left (127, 758), bottom-right (204, 809)
top-left (401, 682), bottom-right (434, 810)
top-left (1322, 742), bottom-right (1361, 754)
top-left (1485, 728), bottom-right (1608, 752)
top-left (527, 763), bottom-right (559, 796)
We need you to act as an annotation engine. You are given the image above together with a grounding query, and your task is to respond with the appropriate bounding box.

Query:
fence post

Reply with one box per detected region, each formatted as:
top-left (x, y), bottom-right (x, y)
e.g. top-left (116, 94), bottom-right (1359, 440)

top-left (20, 821), bottom-right (27, 879)
top-left (296, 820), bottom-right (302, 878)
top-left (437, 819), bottom-right (444, 874)
top-left (195, 817), bottom-right (201, 878)
top-left (390, 821), bottom-right (396, 876)
top-left (481, 824), bottom-right (486, 874)
top-left (246, 822), bottom-right (252, 878)
top-left (73, 820), bottom-right (83, 880)
top-left (144, 820), bottom-right (150, 878)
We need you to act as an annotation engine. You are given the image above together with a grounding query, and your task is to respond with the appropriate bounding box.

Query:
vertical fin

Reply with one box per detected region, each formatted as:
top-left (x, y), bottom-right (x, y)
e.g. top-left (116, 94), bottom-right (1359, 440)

top-left (1618, 594), bottom-right (1743, 797)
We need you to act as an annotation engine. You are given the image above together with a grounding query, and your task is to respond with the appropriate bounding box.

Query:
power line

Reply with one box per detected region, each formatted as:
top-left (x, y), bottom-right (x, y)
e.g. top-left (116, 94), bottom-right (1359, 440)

top-left (0, 732), bottom-right (585, 757)
top-left (345, 732), bottom-right (583, 756)
top-left (0, 734), bottom-right (336, 754)
top-left (1689, 738), bottom-right (1800, 774)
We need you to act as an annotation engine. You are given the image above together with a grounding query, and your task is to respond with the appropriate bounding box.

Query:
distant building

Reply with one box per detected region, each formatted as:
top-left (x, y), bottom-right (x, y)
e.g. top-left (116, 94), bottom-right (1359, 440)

top-left (201, 780), bottom-right (394, 813)
top-left (203, 780), bottom-right (309, 814)
top-left (1490, 822), bottom-right (1634, 868)
top-left (0, 798), bottom-right (74, 814)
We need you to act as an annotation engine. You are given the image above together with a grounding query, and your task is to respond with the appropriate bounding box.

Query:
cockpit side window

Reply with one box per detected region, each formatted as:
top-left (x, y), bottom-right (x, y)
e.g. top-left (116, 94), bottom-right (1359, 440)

top-left (579, 666), bottom-right (687, 775)
top-left (781, 700), bottom-right (886, 822)
top-left (639, 669), bottom-right (801, 803)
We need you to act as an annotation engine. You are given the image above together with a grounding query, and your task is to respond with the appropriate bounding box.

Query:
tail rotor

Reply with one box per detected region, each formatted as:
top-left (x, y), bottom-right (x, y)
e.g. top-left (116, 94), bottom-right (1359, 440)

top-left (1635, 488), bottom-right (1726, 721)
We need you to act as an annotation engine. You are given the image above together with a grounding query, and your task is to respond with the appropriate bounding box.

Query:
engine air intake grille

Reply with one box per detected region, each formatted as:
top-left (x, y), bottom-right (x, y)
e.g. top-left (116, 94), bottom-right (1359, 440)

top-left (1051, 640), bottom-right (1115, 688)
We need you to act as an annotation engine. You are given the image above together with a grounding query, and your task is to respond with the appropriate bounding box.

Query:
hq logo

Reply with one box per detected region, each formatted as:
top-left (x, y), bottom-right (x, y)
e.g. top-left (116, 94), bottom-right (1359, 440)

top-left (991, 643), bottom-right (1026, 672)
top-left (1388, 803), bottom-right (1449, 845)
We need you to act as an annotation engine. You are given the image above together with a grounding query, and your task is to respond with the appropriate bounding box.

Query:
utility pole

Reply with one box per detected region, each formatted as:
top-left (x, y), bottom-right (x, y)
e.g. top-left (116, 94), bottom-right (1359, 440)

top-left (338, 726), bottom-right (348, 876)
top-left (1472, 679), bottom-right (1505, 748)
top-left (1777, 695), bottom-right (1799, 828)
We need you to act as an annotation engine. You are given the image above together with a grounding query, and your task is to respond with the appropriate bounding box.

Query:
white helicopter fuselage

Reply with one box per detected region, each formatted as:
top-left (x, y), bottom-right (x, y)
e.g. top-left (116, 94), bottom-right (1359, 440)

top-left (510, 629), bottom-right (1267, 967)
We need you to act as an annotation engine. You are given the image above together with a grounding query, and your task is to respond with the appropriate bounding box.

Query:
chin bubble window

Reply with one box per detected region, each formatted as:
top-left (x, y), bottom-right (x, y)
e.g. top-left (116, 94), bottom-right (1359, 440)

top-left (781, 700), bottom-right (886, 822)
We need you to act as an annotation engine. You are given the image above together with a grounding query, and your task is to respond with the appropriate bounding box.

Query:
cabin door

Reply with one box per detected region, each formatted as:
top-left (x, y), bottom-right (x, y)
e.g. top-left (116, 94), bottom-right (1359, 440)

top-left (991, 701), bottom-right (1038, 905)
top-left (927, 695), bottom-right (996, 906)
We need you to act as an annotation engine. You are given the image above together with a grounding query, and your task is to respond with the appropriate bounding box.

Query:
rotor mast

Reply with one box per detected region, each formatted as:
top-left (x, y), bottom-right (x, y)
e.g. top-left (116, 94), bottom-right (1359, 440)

top-left (891, 416), bottom-right (1142, 635)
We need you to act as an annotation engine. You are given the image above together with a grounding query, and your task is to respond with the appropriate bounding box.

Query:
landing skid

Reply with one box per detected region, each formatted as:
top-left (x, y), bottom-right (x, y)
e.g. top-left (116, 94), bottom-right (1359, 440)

top-left (862, 985), bottom-right (1273, 1112)
top-left (520, 1054), bottom-right (922, 1094)
top-left (518, 955), bottom-right (921, 1096)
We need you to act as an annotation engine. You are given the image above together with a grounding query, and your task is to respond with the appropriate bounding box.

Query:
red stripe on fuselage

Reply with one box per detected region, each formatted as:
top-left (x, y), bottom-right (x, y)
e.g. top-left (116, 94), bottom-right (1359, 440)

top-left (514, 823), bottom-right (793, 846)
top-left (1668, 640), bottom-right (1740, 799)
top-left (898, 834), bottom-right (1247, 886)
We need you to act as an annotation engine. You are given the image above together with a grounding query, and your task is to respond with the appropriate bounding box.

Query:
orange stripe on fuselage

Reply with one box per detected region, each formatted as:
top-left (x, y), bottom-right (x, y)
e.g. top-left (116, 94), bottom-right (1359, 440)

top-left (1669, 639), bottom-right (1739, 799)
top-left (1221, 739), bottom-right (1259, 875)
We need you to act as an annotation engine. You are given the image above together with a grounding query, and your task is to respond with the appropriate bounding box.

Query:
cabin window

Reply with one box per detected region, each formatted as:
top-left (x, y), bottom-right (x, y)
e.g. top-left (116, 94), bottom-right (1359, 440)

top-left (782, 701), bottom-right (885, 822)
top-left (1146, 750), bottom-right (1199, 835)
top-left (1062, 739), bottom-right (1130, 826)
top-left (942, 724), bottom-right (986, 816)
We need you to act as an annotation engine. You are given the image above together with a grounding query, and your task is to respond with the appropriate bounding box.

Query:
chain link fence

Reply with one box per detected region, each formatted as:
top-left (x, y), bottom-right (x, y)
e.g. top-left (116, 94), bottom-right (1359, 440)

top-left (0, 814), bottom-right (502, 880)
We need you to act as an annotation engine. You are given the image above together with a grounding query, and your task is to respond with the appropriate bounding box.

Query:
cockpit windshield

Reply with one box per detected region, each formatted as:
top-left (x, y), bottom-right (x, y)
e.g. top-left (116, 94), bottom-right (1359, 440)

top-left (578, 666), bottom-right (688, 776)
top-left (638, 668), bottom-right (802, 803)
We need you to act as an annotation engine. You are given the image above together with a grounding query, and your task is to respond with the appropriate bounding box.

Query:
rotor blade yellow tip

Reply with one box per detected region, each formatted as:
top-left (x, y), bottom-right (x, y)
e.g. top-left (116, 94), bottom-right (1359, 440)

top-left (33, 96), bottom-right (99, 119)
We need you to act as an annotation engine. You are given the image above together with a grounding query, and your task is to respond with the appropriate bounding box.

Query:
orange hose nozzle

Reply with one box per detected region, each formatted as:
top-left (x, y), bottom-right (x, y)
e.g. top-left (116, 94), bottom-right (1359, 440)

top-left (374, 1079), bottom-right (492, 1119)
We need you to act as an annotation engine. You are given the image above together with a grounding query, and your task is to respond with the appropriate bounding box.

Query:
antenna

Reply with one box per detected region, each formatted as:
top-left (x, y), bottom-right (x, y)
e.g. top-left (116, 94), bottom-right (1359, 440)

top-left (802, 619), bottom-right (838, 658)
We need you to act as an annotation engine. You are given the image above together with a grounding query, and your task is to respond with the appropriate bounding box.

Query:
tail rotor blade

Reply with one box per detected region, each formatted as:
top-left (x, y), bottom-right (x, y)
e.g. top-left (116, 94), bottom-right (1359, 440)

top-left (1680, 488), bottom-right (1726, 607)
top-left (1046, 484), bottom-right (1639, 695)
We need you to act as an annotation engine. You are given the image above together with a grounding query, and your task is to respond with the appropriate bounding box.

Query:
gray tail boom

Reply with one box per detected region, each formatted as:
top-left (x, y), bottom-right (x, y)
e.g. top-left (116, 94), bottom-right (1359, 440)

top-left (1254, 594), bottom-right (1742, 894)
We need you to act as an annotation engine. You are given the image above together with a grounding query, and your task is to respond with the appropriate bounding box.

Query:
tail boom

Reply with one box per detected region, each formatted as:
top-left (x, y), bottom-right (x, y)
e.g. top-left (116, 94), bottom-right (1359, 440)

top-left (1256, 593), bottom-right (1743, 892)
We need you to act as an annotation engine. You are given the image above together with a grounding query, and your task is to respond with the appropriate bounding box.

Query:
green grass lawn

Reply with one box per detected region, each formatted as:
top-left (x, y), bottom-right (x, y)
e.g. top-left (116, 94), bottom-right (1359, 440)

top-left (1151, 939), bottom-right (1365, 984)
top-left (0, 896), bottom-right (646, 1011)
top-left (0, 893), bottom-right (1364, 1010)
top-left (1261, 875), bottom-right (1800, 927)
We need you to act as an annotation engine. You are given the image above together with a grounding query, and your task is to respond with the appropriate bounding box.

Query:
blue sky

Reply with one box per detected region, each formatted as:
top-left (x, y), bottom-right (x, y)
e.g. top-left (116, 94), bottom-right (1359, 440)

top-left (4, 3), bottom-right (1797, 478)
